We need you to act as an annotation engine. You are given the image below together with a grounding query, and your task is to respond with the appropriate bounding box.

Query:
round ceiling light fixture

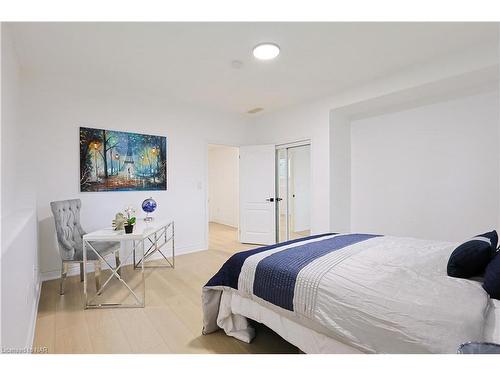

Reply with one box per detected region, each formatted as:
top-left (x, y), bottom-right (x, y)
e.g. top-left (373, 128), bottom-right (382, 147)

top-left (253, 43), bottom-right (280, 60)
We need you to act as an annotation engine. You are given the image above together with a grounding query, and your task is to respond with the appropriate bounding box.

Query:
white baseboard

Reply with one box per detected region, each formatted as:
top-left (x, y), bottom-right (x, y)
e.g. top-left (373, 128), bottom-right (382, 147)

top-left (210, 220), bottom-right (237, 229)
top-left (27, 272), bottom-right (41, 348)
top-left (40, 243), bottom-right (207, 281)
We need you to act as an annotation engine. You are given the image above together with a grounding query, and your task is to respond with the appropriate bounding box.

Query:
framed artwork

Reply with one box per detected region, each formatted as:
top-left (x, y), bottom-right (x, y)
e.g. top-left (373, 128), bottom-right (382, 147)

top-left (80, 127), bottom-right (167, 192)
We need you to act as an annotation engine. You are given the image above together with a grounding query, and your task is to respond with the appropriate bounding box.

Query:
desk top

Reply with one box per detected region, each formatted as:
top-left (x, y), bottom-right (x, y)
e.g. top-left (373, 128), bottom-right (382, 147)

top-left (83, 219), bottom-right (172, 241)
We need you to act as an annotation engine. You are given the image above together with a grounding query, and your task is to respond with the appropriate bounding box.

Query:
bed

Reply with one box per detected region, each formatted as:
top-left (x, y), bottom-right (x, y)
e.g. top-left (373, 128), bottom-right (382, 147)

top-left (202, 233), bottom-right (500, 353)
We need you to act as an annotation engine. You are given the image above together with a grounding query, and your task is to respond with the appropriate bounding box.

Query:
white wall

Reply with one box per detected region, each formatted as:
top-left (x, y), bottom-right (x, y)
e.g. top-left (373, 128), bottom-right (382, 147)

top-left (252, 43), bottom-right (499, 235)
top-left (351, 91), bottom-right (499, 241)
top-left (208, 145), bottom-right (239, 228)
top-left (1, 24), bottom-right (40, 349)
top-left (329, 111), bottom-right (351, 233)
top-left (19, 74), bottom-right (249, 279)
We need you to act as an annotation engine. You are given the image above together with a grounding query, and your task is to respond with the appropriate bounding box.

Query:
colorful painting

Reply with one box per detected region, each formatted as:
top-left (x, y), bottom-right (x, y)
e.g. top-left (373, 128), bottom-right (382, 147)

top-left (80, 127), bottom-right (167, 192)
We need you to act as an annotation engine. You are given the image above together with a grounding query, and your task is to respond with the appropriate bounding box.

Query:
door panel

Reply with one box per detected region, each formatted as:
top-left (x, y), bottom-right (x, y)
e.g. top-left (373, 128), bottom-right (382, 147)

top-left (276, 144), bottom-right (311, 242)
top-left (239, 145), bottom-right (276, 245)
top-left (289, 146), bottom-right (311, 234)
top-left (277, 148), bottom-right (288, 243)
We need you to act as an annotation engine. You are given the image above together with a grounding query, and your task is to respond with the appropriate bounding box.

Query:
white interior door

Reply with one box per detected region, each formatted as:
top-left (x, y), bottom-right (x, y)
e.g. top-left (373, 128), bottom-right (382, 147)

top-left (239, 145), bottom-right (276, 245)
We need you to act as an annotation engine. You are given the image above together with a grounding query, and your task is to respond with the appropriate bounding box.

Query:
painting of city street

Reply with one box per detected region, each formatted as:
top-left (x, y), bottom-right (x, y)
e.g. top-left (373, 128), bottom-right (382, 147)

top-left (80, 127), bottom-right (167, 192)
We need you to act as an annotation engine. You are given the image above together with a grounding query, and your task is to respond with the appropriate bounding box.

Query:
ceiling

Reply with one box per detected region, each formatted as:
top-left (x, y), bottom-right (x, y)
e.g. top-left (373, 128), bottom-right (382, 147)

top-left (8, 22), bottom-right (499, 114)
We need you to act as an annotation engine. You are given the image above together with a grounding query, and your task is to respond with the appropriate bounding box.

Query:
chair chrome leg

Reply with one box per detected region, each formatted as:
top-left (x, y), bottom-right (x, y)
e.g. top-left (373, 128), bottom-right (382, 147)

top-left (60, 262), bottom-right (68, 295)
top-left (80, 263), bottom-right (84, 282)
top-left (95, 261), bottom-right (102, 295)
top-left (115, 251), bottom-right (121, 277)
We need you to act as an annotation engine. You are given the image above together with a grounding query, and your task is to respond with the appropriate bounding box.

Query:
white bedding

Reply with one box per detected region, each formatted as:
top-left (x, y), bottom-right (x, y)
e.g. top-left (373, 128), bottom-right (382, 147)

top-left (203, 235), bottom-right (496, 353)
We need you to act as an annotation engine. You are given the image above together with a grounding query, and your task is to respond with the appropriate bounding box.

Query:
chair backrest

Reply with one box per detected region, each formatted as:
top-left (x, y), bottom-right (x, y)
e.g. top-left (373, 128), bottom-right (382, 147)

top-left (50, 199), bottom-right (85, 260)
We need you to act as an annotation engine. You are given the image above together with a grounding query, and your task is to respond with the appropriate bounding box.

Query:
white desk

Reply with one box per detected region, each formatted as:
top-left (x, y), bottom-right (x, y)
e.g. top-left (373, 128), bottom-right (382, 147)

top-left (83, 219), bottom-right (174, 309)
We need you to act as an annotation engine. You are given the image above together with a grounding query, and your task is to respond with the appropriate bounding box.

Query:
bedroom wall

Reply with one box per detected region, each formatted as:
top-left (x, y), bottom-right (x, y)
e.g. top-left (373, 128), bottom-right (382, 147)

top-left (208, 145), bottom-right (239, 228)
top-left (350, 91), bottom-right (500, 242)
top-left (19, 74), bottom-right (250, 279)
top-left (1, 24), bottom-right (40, 350)
top-left (329, 111), bottom-right (351, 233)
top-left (252, 43), bottom-right (499, 236)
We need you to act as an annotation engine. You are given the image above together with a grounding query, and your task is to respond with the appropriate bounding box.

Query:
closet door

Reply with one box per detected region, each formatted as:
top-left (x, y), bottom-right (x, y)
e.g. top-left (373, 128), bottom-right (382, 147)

top-left (276, 143), bottom-right (311, 242)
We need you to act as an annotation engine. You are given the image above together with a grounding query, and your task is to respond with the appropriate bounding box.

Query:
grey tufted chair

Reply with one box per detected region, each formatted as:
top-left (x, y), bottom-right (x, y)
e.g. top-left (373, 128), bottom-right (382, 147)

top-left (50, 199), bottom-right (121, 295)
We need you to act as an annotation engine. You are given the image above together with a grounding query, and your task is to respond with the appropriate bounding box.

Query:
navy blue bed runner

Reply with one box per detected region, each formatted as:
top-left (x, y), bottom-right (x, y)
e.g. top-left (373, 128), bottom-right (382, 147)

top-left (205, 233), bottom-right (333, 289)
top-left (205, 233), bottom-right (380, 311)
top-left (253, 233), bottom-right (378, 310)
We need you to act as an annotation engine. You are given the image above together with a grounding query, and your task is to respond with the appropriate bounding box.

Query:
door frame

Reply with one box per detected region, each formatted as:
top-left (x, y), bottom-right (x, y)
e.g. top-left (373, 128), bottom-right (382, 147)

top-left (205, 139), bottom-right (312, 248)
top-left (275, 139), bottom-right (312, 243)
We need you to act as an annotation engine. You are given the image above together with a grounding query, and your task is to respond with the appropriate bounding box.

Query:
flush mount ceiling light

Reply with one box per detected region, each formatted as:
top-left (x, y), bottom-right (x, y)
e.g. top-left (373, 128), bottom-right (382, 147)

top-left (253, 43), bottom-right (280, 60)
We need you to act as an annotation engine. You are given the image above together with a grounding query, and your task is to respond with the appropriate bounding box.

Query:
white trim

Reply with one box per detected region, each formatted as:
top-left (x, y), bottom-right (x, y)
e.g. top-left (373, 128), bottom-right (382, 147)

top-left (275, 139), bottom-right (311, 150)
top-left (27, 271), bottom-right (41, 348)
top-left (209, 220), bottom-right (237, 229)
top-left (40, 243), bottom-right (205, 281)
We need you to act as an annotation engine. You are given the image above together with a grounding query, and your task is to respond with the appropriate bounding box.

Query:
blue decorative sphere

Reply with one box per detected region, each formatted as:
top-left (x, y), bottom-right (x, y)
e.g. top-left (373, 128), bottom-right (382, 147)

top-left (142, 197), bottom-right (157, 213)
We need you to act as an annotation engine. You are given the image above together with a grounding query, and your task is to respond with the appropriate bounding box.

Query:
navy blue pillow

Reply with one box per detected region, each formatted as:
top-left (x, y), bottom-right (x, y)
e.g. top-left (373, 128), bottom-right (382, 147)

top-left (483, 252), bottom-right (500, 299)
top-left (447, 232), bottom-right (497, 279)
top-left (481, 230), bottom-right (498, 255)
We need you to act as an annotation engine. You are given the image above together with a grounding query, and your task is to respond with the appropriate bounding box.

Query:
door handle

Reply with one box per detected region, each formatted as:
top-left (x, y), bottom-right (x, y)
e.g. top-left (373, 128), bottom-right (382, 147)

top-left (266, 197), bottom-right (283, 202)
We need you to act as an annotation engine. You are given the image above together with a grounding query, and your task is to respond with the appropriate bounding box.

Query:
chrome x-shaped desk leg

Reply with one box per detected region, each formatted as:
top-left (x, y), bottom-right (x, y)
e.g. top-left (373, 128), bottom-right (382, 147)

top-left (133, 222), bottom-right (175, 269)
top-left (83, 239), bottom-right (145, 309)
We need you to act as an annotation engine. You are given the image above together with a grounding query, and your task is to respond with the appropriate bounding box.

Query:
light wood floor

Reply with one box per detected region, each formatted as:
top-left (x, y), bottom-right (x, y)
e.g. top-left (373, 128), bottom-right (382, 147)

top-left (33, 222), bottom-right (299, 354)
top-left (279, 214), bottom-right (310, 241)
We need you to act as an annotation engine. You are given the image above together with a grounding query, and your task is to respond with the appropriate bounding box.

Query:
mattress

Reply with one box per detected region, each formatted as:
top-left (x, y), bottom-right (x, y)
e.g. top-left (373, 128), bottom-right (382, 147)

top-left (203, 233), bottom-right (496, 353)
top-left (215, 288), bottom-right (500, 354)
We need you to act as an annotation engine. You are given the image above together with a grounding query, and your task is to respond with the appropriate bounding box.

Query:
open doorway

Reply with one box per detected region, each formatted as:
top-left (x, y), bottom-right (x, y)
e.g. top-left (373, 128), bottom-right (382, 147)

top-left (207, 144), bottom-right (242, 254)
top-left (276, 143), bottom-right (311, 242)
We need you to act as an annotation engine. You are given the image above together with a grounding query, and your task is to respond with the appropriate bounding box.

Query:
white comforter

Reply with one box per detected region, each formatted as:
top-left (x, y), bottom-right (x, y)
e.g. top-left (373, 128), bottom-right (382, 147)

top-left (203, 235), bottom-right (492, 353)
